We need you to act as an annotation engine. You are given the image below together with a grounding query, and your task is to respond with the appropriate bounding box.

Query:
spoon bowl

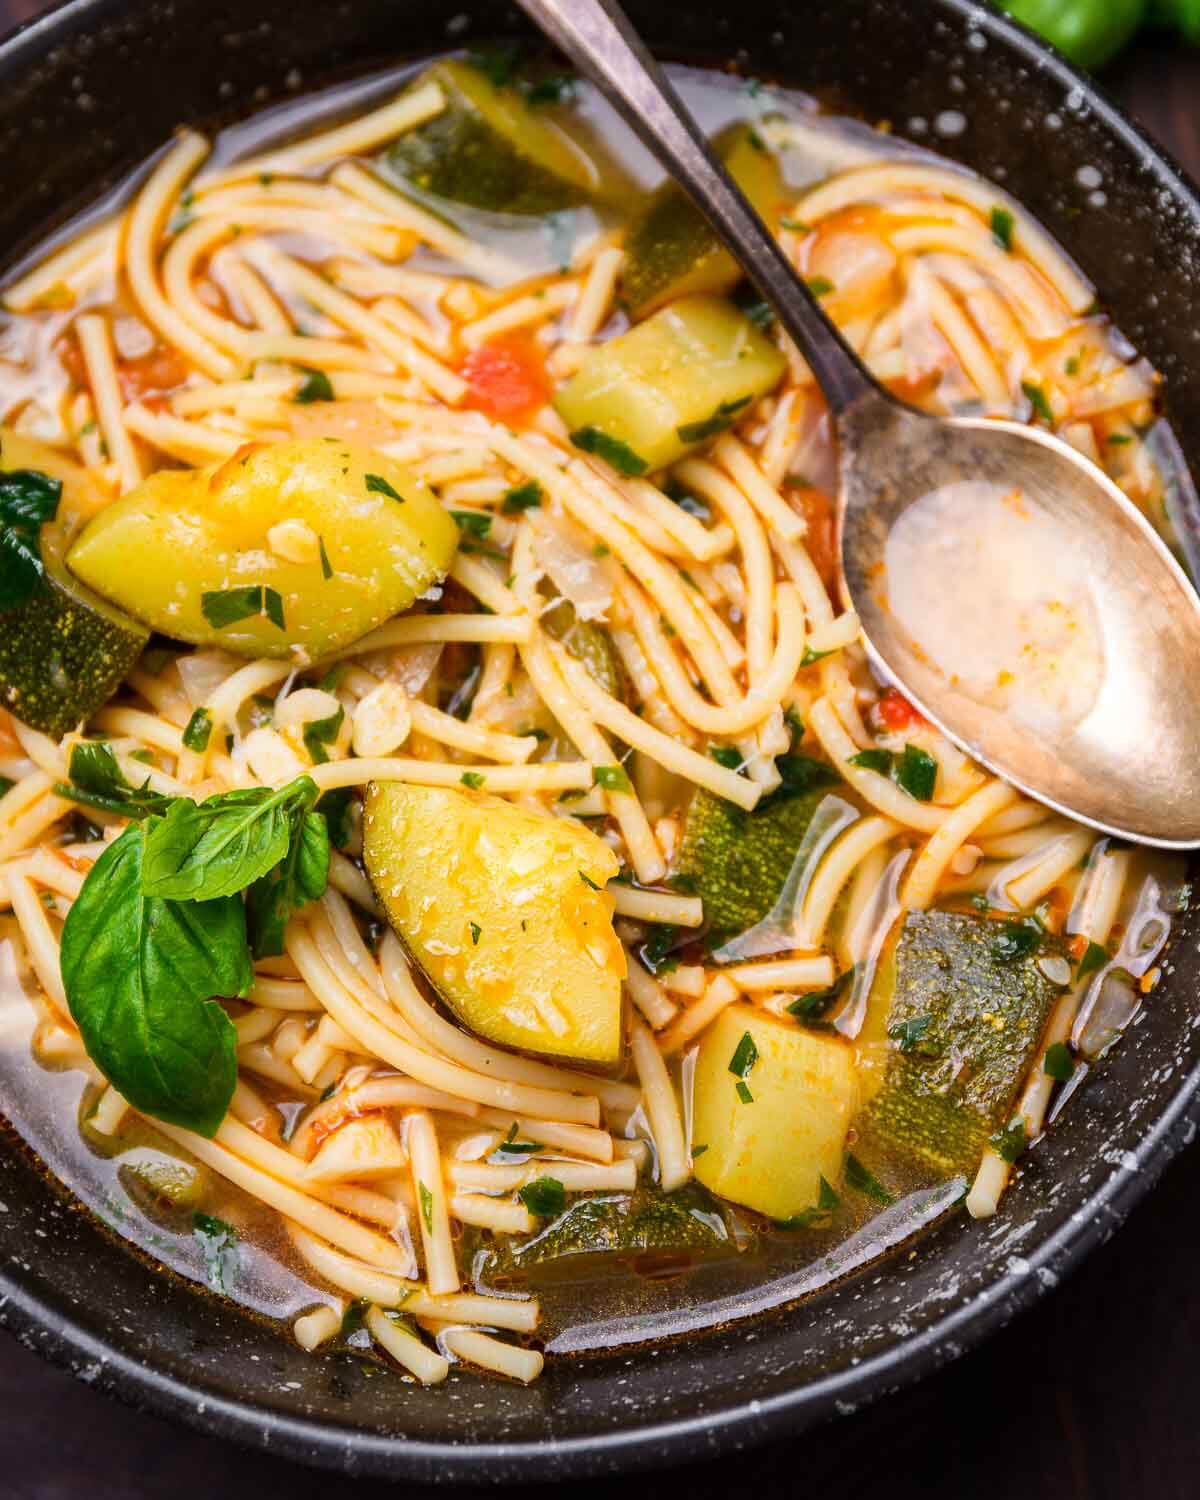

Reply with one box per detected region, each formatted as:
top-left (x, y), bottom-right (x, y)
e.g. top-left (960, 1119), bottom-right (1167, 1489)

top-left (838, 396), bottom-right (1200, 846)
top-left (518, 0), bottom-right (1200, 849)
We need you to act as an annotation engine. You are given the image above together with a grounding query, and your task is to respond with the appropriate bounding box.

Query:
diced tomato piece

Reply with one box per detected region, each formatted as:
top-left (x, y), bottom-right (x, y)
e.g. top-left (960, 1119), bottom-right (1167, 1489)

top-left (458, 336), bottom-right (551, 423)
top-left (116, 346), bottom-right (190, 403)
top-left (877, 686), bottom-right (925, 732)
top-left (790, 485), bottom-right (838, 594)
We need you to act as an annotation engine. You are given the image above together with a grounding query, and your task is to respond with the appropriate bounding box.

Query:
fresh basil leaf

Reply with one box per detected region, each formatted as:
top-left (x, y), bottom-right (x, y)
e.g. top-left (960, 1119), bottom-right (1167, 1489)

top-left (302, 704), bottom-right (345, 765)
top-left (518, 1176), bottom-right (566, 1217)
top-left (54, 741), bottom-right (174, 819)
top-left (568, 426), bottom-right (648, 477)
top-left (61, 824), bottom-right (250, 1135)
top-left (639, 923), bottom-right (679, 976)
top-left (450, 510), bottom-right (492, 539)
top-left (245, 809), bottom-right (330, 959)
top-left (0, 467), bottom-right (61, 609)
top-left (844, 1153), bottom-right (894, 1206)
top-left (316, 786), bottom-right (355, 850)
top-left (140, 778), bottom-right (319, 901)
top-left (293, 368), bottom-right (334, 404)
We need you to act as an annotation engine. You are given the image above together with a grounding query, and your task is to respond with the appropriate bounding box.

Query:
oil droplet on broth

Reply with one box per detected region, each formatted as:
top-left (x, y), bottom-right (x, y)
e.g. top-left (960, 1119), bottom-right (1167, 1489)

top-left (883, 479), bottom-right (1106, 736)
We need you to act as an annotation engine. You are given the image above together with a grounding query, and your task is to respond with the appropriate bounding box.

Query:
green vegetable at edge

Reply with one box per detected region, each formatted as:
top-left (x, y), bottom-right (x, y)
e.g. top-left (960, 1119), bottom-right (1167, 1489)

top-left (996, 0), bottom-right (1148, 71)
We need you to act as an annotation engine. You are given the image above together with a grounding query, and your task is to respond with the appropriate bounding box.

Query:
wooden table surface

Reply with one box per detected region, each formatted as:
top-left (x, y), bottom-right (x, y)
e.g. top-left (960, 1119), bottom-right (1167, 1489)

top-left (1, 5), bottom-right (1199, 1496)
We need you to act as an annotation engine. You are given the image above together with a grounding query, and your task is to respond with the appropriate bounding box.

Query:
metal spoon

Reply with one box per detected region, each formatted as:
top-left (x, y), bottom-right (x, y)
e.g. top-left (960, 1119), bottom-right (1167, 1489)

top-left (517, 0), bottom-right (1200, 849)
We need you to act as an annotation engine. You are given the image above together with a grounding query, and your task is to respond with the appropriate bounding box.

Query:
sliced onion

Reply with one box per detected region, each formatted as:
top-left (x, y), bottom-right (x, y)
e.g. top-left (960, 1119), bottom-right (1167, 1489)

top-left (1075, 969), bottom-right (1140, 1061)
top-left (176, 648), bottom-right (243, 707)
top-left (363, 643), bottom-right (443, 697)
top-left (530, 511), bottom-right (615, 623)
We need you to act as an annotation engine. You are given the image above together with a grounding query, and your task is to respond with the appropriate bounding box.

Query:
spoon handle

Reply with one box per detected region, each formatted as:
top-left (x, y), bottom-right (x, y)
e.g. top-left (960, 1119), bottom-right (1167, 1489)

top-left (514, 0), bottom-right (880, 415)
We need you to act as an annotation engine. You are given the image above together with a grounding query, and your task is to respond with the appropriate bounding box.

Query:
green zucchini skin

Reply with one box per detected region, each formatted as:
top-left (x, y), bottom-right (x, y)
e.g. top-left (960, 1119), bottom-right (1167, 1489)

top-left (0, 539), bottom-right (148, 739)
top-left (620, 123), bottom-right (783, 318)
top-left (387, 60), bottom-right (592, 215)
top-left (860, 908), bottom-right (1063, 1177)
top-left (476, 1182), bottom-right (737, 1281)
top-left (540, 596), bottom-right (626, 702)
top-left (672, 762), bottom-right (840, 941)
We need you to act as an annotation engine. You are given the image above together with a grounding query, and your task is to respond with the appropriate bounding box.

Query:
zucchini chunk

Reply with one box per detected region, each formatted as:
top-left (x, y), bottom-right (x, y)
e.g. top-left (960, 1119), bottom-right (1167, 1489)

top-left (553, 295), bottom-right (787, 476)
top-left (0, 431), bottom-right (148, 737)
top-left (387, 59), bottom-right (596, 214)
top-left (672, 757), bottom-right (841, 943)
top-left (858, 908), bottom-right (1062, 1177)
top-left (476, 1181), bottom-right (737, 1282)
top-left (66, 439), bottom-right (458, 661)
top-left (540, 595), bottom-right (625, 700)
top-left (363, 781), bottom-right (625, 1065)
top-left (621, 123), bottom-right (784, 318)
top-left (692, 1004), bottom-right (858, 1221)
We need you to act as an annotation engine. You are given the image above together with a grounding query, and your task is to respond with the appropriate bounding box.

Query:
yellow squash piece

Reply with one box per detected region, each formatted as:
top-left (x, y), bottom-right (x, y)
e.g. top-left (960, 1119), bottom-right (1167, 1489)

top-left (691, 1005), bottom-right (859, 1220)
top-left (553, 295), bottom-right (787, 476)
top-left (363, 782), bottom-right (626, 1065)
top-left (66, 438), bottom-right (458, 660)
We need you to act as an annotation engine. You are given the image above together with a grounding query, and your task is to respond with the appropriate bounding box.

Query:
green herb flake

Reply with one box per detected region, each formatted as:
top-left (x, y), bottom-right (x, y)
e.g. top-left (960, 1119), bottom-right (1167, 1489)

top-left (776, 1174), bottom-right (841, 1229)
top-left (523, 74), bottom-right (577, 107)
top-left (469, 920), bottom-right (482, 946)
top-left (54, 741), bottom-right (174, 820)
top-left (293, 368), bottom-right (334, 404)
top-left (318, 535), bottom-right (333, 580)
top-left (728, 1029), bottom-right (759, 1080)
top-left (787, 966), bottom-right (856, 1026)
top-left (895, 743), bottom-right (937, 802)
top-left (735, 1080), bottom-right (755, 1104)
top-left (1022, 381), bottom-right (1054, 424)
top-left (200, 585), bottom-right (263, 631)
top-left (1107, 432), bottom-right (1133, 445)
top-left (806, 276), bottom-right (835, 298)
top-left (192, 1211), bottom-right (240, 1292)
top-left (779, 216), bottom-right (811, 233)
top-left (709, 744), bottom-right (743, 771)
top-left (990, 205), bottom-right (1015, 251)
top-left (365, 472), bottom-right (404, 502)
top-left (579, 870), bottom-right (601, 891)
top-left (0, 467), bottom-right (62, 609)
top-left (460, 771), bottom-right (485, 790)
top-left (844, 1153), bottom-right (894, 1206)
top-left (451, 509), bottom-right (492, 539)
top-left (799, 646), bottom-right (833, 667)
top-left (418, 1180), bottom-right (434, 1234)
top-left (501, 479), bottom-right (543, 514)
top-left (990, 919), bottom-right (1041, 963)
top-left (182, 707), bottom-right (213, 754)
top-left (848, 747), bottom-right (894, 775)
top-left (1076, 939), bottom-right (1108, 979)
top-left (691, 1143), bottom-right (709, 1158)
top-left (1043, 1041), bottom-right (1076, 1082)
top-left (1065, 354), bottom-right (1081, 377)
top-left (639, 923), bottom-right (679, 976)
top-left (990, 1116), bottom-right (1027, 1164)
top-left (676, 394), bottom-right (752, 445)
top-left (594, 764), bottom-right (632, 793)
top-left (568, 426), bottom-right (648, 477)
top-left (888, 1013), bottom-right (934, 1053)
top-left (263, 586), bottom-right (286, 631)
top-left (518, 1175), bottom-right (567, 1218)
top-left (302, 704), bottom-right (345, 766)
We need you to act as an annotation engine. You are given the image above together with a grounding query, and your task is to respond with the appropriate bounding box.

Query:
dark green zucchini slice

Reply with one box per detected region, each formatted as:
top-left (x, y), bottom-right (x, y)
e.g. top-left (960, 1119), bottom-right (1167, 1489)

top-left (858, 908), bottom-right (1064, 1178)
top-left (671, 756), bottom-right (842, 943)
top-left (387, 59), bottom-right (596, 214)
top-left (474, 1182), bottom-right (739, 1283)
top-left (0, 530), bottom-right (147, 738)
top-left (620, 123), bottom-right (784, 318)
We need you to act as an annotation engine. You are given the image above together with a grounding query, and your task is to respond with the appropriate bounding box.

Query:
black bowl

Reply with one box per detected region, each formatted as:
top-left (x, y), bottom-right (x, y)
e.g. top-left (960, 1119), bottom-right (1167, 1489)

top-left (1, 0), bottom-right (1199, 1480)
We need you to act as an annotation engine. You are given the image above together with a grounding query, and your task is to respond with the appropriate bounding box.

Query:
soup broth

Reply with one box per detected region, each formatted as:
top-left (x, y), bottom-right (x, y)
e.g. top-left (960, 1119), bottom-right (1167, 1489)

top-left (0, 51), bottom-right (1190, 1387)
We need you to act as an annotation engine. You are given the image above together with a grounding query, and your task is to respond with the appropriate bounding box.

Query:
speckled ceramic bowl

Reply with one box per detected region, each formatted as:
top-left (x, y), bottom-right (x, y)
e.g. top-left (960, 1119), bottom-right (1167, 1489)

top-left (1, 0), bottom-right (1198, 1480)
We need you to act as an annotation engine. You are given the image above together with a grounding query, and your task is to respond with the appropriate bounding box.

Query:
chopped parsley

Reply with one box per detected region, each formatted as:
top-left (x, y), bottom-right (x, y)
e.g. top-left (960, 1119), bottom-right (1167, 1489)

top-left (1043, 1041), bottom-right (1076, 1082)
top-left (1076, 939), bottom-right (1109, 979)
top-left (318, 536), bottom-right (333, 580)
top-left (676, 394), bottom-right (752, 445)
top-left (469, 921), bottom-right (482, 945)
top-left (578, 870), bottom-right (601, 891)
top-left (709, 744), bottom-right (743, 771)
top-left (501, 479), bottom-right (543, 514)
top-left (990, 919), bottom-right (1041, 963)
top-left (844, 1153), bottom-right (894, 1206)
top-left (568, 426), bottom-right (648, 477)
top-left (302, 704), bottom-right (345, 765)
top-left (451, 509), bottom-right (492, 539)
top-left (594, 764), bottom-right (632, 793)
top-left (182, 707), bottom-right (213, 754)
top-left (364, 472), bottom-right (404, 502)
top-left (787, 966), bottom-right (856, 1026)
top-left (849, 743), bottom-right (937, 801)
top-left (1021, 381), bottom-right (1054, 424)
top-left (200, 585), bottom-right (286, 632)
top-left (806, 276), bottom-right (835, 298)
top-left (728, 1029), bottom-right (759, 1080)
top-left (293, 368), bottom-right (334, 403)
top-left (460, 771), bottom-right (485, 790)
top-left (990, 205), bottom-right (1015, 251)
top-left (418, 1180), bottom-right (434, 1234)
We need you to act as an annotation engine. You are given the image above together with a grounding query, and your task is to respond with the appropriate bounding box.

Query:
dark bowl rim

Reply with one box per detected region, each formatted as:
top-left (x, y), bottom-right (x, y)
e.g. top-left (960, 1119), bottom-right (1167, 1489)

top-left (1, 0), bottom-right (1200, 1479)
